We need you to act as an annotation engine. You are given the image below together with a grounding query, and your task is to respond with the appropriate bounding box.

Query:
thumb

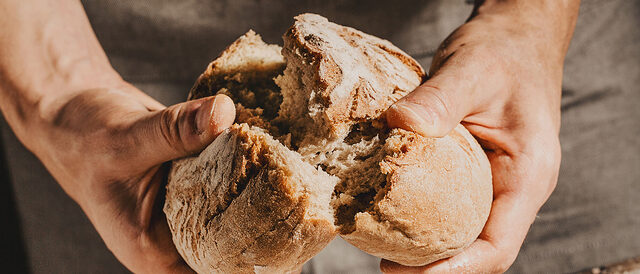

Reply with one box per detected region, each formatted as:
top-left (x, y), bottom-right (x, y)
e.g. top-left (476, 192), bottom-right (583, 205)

top-left (131, 94), bottom-right (235, 166)
top-left (386, 72), bottom-right (475, 137)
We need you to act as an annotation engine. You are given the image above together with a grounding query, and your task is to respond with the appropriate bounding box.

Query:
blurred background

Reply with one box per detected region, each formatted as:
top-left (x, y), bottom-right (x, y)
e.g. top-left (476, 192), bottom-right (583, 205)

top-left (1, 0), bottom-right (638, 273)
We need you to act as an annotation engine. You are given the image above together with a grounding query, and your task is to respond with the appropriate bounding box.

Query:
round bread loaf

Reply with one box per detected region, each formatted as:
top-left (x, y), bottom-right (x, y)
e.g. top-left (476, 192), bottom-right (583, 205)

top-left (164, 13), bottom-right (492, 273)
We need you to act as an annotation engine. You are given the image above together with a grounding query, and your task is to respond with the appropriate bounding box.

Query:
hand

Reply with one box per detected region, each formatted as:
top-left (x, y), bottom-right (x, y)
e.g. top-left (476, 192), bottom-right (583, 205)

top-left (0, 0), bottom-right (235, 272)
top-left (382, 1), bottom-right (579, 273)
top-left (27, 82), bottom-right (235, 273)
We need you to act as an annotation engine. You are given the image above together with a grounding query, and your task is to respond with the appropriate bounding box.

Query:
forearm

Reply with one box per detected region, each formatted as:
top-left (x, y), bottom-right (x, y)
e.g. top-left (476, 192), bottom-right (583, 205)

top-left (0, 0), bottom-right (121, 141)
top-left (424, 0), bottom-right (580, 133)
top-left (471, 0), bottom-right (580, 59)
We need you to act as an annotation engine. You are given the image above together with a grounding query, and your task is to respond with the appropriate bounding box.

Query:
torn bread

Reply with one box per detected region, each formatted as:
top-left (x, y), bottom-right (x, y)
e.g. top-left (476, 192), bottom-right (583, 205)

top-left (165, 124), bottom-right (337, 273)
top-left (164, 13), bottom-right (492, 272)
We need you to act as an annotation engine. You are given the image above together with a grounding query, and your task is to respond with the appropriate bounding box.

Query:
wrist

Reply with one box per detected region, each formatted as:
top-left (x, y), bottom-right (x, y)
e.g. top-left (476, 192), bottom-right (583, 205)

top-left (0, 61), bottom-right (123, 144)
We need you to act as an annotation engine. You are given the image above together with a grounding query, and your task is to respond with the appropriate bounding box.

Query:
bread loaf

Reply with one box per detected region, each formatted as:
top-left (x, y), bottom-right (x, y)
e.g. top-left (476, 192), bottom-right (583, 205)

top-left (164, 13), bottom-right (492, 273)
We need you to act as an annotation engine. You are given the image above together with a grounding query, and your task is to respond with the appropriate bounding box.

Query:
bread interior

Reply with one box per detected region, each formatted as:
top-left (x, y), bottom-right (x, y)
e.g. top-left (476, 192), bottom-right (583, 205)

top-left (235, 125), bottom-right (337, 222)
top-left (274, 50), bottom-right (389, 233)
top-left (194, 31), bottom-right (391, 234)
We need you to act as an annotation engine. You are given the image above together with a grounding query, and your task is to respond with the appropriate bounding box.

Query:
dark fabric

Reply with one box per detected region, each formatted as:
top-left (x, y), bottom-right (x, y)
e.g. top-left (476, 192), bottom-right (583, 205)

top-left (0, 0), bottom-right (638, 273)
top-left (509, 2), bottom-right (640, 273)
top-left (0, 117), bottom-right (130, 273)
top-left (0, 128), bottom-right (29, 274)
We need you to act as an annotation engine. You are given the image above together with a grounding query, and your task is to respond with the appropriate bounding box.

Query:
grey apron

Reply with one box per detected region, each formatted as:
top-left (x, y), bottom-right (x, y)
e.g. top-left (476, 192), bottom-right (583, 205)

top-left (1, 0), bottom-right (638, 273)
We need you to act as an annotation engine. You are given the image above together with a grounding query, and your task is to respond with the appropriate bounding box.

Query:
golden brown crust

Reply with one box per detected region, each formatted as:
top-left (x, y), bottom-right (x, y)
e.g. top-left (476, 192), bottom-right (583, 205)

top-left (165, 14), bottom-right (492, 272)
top-left (341, 125), bottom-right (492, 266)
top-left (280, 14), bottom-right (491, 266)
top-left (282, 13), bottom-right (426, 139)
top-left (189, 30), bottom-right (285, 120)
top-left (164, 124), bottom-right (337, 273)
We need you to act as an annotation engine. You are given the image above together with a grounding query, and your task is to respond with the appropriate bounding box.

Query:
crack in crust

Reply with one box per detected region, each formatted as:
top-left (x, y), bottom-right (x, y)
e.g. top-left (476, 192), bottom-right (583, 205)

top-left (280, 13), bottom-right (425, 145)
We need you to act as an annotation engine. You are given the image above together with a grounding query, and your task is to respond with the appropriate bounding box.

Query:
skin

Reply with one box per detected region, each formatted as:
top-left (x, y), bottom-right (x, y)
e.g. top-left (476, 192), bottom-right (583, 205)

top-left (0, 0), bottom-right (579, 273)
top-left (0, 0), bottom-right (234, 273)
top-left (384, 0), bottom-right (580, 273)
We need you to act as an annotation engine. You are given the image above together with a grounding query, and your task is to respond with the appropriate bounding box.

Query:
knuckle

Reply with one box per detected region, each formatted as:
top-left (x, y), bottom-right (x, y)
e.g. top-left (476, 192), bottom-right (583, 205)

top-left (520, 133), bottom-right (561, 172)
top-left (494, 260), bottom-right (512, 274)
top-left (493, 249), bottom-right (519, 273)
top-left (518, 133), bottom-right (561, 201)
top-left (535, 136), bottom-right (561, 171)
top-left (412, 85), bottom-right (454, 125)
top-left (158, 106), bottom-right (187, 154)
top-left (426, 87), bottom-right (452, 121)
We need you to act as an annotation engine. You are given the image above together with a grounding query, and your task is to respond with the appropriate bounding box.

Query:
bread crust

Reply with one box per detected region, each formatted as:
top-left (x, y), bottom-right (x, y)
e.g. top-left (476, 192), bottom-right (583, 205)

top-left (281, 13), bottom-right (425, 140)
top-left (189, 30), bottom-right (285, 123)
top-left (282, 14), bottom-right (491, 266)
top-left (165, 14), bottom-right (492, 272)
top-left (342, 125), bottom-right (492, 266)
top-left (164, 124), bottom-right (337, 273)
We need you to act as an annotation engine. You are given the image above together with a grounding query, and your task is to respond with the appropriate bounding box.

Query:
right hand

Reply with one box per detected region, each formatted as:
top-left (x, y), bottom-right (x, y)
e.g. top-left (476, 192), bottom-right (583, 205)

top-left (382, 0), bottom-right (579, 271)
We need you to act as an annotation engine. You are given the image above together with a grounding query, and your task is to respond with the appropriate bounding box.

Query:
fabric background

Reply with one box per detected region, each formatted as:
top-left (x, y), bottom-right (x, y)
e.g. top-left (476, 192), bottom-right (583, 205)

top-left (0, 1), bottom-right (638, 273)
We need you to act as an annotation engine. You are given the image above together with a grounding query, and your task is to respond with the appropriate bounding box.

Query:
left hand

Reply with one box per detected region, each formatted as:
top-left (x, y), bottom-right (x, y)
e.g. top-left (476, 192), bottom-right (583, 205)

top-left (0, 0), bottom-right (237, 272)
top-left (19, 82), bottom-right (235, 273)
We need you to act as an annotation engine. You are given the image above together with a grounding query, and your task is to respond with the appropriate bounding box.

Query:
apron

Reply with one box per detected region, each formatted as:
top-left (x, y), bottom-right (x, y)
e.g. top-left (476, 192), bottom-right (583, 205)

top-left (1, 0), bottom-right (638, 273)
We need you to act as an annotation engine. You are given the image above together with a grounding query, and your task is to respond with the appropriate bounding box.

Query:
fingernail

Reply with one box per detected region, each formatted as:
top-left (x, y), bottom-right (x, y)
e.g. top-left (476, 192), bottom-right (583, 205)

top-left (195, 94), bottom-right (235, 138)
top-left (389, 102), bottom-right (437, 136)
top-left (195, 96), bottom-right (217, 135)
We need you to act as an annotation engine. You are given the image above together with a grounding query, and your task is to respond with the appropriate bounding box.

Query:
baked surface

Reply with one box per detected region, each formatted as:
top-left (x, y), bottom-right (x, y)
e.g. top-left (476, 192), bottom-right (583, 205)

top-left (165, 31), bottom-right (337, 273)
top-left (341, 126), bottom-right (492, 265)
top-left (164, 13), bottom-right (493, 272)
top-left (277, 13), bottom-right (425, 146)
top-left (165, 124), bottom-right (337, 273)
top-left (278, 14), bottom-right (492, 266)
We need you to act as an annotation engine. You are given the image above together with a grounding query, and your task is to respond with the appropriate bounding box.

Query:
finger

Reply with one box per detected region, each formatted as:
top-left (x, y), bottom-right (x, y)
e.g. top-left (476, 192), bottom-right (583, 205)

top-left (126, 94), bottom-right (235, 166)
top-left (386, 73), bottom-right (472, 137)
top-left (380, 240), bottom-right (498, 274)
top-left (380, 194), bottom-right (537, 274)
top-left (109, 164), bottom-right (195, 273)
top-left (386, 49), bottom-right (499, 137)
